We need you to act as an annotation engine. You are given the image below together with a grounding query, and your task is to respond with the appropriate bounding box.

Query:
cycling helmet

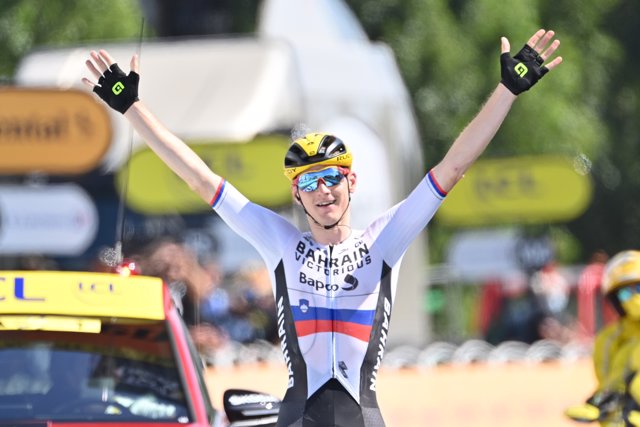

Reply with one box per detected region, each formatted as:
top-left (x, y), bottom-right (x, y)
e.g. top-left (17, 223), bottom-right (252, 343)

top-left (602, 251), bottom-right (640, 296)
top-left (602, 250), bottom-right (640, 316)
top-left (283, 133), bottom-right (352, 181)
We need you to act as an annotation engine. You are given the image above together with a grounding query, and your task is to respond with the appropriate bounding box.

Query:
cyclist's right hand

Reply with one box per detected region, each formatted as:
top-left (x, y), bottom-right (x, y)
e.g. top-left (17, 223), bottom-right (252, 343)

top-left (82, 50), bottom-right (139, 114)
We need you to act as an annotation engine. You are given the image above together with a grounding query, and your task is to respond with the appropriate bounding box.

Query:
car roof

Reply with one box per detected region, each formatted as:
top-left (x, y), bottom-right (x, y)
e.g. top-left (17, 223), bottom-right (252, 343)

top-left (0, 271), bottom-right (167, 321)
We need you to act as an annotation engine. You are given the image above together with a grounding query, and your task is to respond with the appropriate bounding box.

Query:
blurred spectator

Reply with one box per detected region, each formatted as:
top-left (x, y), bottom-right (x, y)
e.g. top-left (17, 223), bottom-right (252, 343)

top-left (531, 260), bottom-right (571, 319)
top-left (139, 239), bottom-right (229, 357)
top-left (196, 260), bottom-right (259, 344)
top-left (577, 250), bottom-right (617, 338)
top-left (477, 278), bottom-right (504, 338)
top-left (484, 272), bottom-right (548, 345)
top-left (197, 261), bottom-right (233, 329)
top-left (228, 262), bottom-right (278, 344)
top-left (532, 261), bottom-right (584, 344)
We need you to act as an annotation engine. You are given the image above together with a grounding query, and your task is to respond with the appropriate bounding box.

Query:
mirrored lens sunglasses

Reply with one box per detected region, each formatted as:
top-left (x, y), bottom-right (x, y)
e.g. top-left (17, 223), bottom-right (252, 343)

top-left (295, 167), bottom-right (347, 193)
top-left (618, 284), bottom-right (640, 302)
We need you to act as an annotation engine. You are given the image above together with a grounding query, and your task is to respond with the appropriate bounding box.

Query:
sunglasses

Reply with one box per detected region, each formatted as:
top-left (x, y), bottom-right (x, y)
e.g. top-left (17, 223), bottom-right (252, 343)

top-left (295, 167), bottom-right (347, 193)
top-left (618, 284), bottom-right (640, 302)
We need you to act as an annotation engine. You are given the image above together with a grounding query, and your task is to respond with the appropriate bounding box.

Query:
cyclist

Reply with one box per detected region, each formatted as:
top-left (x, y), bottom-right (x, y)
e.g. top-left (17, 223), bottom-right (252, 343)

top-left (83, 29), bottom-right (562, 427)
top-left (566, 251), bottom-right (640, 426)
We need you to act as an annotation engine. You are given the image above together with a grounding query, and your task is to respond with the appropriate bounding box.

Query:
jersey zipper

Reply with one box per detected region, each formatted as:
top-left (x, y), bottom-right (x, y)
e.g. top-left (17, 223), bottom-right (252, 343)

top-left (328, 244), bottom-right (337, 378)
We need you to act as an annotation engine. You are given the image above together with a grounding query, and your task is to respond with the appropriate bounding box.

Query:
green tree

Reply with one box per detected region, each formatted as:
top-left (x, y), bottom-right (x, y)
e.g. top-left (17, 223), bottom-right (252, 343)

top-left (568, 0), bottom-right (640, 257)
top-left (347, 0), bottom-right (629, 261)
top-left (0, 0), bottom-right (144, 81)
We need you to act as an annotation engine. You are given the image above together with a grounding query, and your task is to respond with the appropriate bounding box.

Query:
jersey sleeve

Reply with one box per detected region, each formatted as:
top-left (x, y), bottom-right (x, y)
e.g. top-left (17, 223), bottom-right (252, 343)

top-left (367, 170), bottom-right (446, 266)
top-left (210, 180), bottom-right (299, 268)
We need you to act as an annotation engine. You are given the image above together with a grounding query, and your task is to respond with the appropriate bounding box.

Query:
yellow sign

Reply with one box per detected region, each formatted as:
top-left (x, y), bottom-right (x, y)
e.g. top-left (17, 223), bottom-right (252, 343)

top-left (436, 156), bottom-right (593, 226)
top-left (117, 135), bottom-right (292, 214)
top-left (0, 88), bottom-right (111, 174)
top-left (0, 271), bottom-right (165, 320)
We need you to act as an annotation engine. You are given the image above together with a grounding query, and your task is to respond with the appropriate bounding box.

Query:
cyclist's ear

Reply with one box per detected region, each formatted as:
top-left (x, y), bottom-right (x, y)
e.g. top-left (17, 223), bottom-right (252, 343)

top-left (291, 187), bottom-right (302, 205)
top-left (347, 171), bottom-right (357, 193)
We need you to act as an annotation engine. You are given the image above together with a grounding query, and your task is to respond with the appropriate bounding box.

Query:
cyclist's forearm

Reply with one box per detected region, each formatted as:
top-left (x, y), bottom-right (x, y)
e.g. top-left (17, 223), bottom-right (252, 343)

top-left (431, 84), bottom-right (516, 191)
top-left (125, 101), bottom-right (222, 203)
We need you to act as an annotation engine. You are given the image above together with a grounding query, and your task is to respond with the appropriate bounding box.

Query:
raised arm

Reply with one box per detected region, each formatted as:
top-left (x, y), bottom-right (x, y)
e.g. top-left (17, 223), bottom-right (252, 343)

top-left (82, 50), bottom-right (222, 204)
top-left (431, 29), bottom-right (563, 192)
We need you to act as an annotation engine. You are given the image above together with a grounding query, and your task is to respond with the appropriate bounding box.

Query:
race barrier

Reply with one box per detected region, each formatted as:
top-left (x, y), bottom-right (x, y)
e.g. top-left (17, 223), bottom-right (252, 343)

top-left (206, 359), bottom-right (594, 427)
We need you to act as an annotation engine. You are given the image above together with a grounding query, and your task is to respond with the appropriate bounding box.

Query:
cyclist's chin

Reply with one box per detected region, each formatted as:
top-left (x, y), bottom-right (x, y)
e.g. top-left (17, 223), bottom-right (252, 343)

top-left (312, 203), bottom-right (342, 221)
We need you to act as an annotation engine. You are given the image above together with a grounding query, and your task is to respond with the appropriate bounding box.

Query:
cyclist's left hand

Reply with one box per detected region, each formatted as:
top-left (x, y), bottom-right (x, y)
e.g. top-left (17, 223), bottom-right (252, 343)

top-left (500, 29), bottom-right (563, 95)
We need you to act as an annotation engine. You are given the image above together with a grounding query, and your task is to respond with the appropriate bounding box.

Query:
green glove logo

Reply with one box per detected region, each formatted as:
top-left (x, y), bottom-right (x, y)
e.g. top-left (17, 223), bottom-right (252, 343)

top-left (515, 63), bottom-right (528, 77)
top-left (112, 81), bottom-right (125, 95)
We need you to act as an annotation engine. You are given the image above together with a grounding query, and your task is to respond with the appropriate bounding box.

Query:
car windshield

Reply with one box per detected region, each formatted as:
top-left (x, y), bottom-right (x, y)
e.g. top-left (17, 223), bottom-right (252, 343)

top-left (0, 318), bottom-right (191, 422)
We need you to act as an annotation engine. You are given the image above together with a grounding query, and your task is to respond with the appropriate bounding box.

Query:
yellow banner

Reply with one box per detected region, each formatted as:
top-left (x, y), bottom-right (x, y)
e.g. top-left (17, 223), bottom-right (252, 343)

top-left (0, 271), bottom-right (165, 320)
top-left (117, 135), bottom-right (292, 214)
top-left (0, 88), bottom-right (111, 174)
top-left (437, 155), bottom-right (593, 226)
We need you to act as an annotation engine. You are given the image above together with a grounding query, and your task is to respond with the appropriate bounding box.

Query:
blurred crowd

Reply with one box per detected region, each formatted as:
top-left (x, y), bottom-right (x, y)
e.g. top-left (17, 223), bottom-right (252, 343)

top-left (8, 245), bottom-right (620, 365)
top-left (477, 250), bottom-right (616, 348)
top-left (130, 239), bottom-right (279, 362)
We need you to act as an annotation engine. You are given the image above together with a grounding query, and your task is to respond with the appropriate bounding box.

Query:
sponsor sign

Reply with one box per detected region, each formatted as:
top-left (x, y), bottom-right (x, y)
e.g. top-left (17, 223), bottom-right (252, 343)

top-left (116, 135), bottom-right (291, 214)
top-left (0, 88), bottom-right (111, 174)
top-left (436, 156), bottom-right (593, 226)
top-left (0, 271), bottom-right (165, 320)
top-left (0, 184), bottom-right (98, 255)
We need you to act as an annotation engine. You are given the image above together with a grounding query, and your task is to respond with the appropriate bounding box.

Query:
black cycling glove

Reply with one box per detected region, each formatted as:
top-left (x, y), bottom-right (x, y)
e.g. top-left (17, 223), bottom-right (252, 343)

top-left (93, 63), bottom-right (139, 114)
top-left (500, 44), bottom-right (549, 95)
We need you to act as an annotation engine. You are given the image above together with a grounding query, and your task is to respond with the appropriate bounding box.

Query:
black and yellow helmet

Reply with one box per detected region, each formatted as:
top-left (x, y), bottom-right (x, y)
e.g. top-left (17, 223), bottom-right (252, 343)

top-left (602, 250), bottom-right (640, 316)
top-left (283, 133), bottom-right (353, 181)
top-left (602, 250), bottom-right (640, 296)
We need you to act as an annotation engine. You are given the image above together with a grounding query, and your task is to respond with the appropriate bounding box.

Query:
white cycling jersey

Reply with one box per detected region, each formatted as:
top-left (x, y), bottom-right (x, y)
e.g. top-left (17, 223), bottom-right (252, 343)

top-left (211, 170), bottom-right (446, 426)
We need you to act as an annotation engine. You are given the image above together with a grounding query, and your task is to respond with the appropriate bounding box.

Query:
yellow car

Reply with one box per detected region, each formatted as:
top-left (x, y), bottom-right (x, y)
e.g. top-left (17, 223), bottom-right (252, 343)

top-left (0, 270), bottom-right (278, 426)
